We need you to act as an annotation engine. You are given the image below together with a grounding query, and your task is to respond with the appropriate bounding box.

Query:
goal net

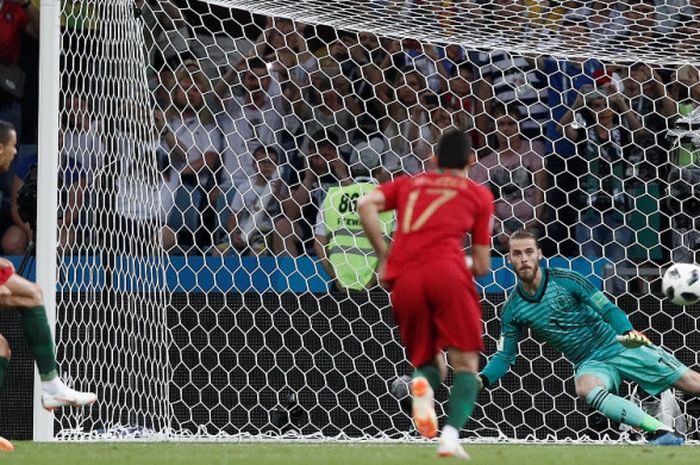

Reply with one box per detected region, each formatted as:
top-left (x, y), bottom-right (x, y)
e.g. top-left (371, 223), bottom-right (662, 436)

top-left (44, 0), bottom-right (700, 442)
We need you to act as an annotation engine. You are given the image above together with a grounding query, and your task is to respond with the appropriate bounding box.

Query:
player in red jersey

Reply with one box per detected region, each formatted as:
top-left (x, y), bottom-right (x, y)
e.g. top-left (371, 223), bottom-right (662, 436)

top-left (358, 129), bottom-right (493, 459)
top-left (0, 121), bottom-right (96, 452)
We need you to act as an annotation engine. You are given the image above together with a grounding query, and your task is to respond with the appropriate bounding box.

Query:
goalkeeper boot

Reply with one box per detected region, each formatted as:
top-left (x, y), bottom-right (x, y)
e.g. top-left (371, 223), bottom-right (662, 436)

top-left (411, 376), bottom-right (438, 439)
top-left (0, 436), bottom-right (14, 452)
top-left (437, 437), bottom-right (470, 460)
top-left (646, 430), bottom-right (685, 446)
top-left (41, 379), bottom-right (97, 411)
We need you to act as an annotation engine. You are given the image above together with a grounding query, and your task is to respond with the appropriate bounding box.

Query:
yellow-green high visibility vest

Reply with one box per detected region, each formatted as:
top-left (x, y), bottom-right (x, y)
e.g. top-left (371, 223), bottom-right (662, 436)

top-left (677, 102), bottom-right (700, 167)
top-left (323, 182), bottom-right (393, 290)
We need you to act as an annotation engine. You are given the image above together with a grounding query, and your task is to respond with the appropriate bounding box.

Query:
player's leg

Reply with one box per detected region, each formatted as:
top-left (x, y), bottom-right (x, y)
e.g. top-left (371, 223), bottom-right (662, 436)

top-left (0, 273), bottom-right (96, 410)
top-left (0, 333), bottom-right (10, 389)
top-left (576, 374), bottom-right (669, 432)
top-left (390, 273), bottom-right (438, 439)
top-left (616, 346), bottom-right (689, 444)
top-left (0, 275), bottom-right (58, 381)
top-left (0, 334), bottom-right (14, 452)
top-left (577, 355), bottom-right (682, 444)
top-left (431, 268), bottom-right (483, 459)
top-left (437, 348), bottom-right (479, 459)
top-left (434, 352), bottom-right (448, 384)
top-left (672, 368), bottom-right (700, 395)
top-left (0, 435), bottom-right (13, 452)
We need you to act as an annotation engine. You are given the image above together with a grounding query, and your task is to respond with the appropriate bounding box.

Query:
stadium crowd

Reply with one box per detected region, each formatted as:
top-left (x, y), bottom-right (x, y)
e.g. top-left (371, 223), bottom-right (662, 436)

top-left (1, 0), bottom-right (699, 289)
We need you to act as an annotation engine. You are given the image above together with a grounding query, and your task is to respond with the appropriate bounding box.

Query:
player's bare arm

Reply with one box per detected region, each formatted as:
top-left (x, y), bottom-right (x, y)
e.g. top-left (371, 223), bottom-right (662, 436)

top-left (358, 189), bottom-right (388, 264)
top-left (0, 258), bottom-right (14, 272)
top-left (471, 244), bottom-right (490, 277)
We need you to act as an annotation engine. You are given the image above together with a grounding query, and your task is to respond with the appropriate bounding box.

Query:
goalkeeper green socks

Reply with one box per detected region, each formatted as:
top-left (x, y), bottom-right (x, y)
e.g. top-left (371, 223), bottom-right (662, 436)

top-left (586, 386), bottom-right (668, 432)
top-left (446, 372), bottom-right (480, 430)
top-left (413, 365), bottom-right (441, 392)
top-left (20, 306), bottom-right (58, 381)
top-left (0, 356), bottom-right (7, 388)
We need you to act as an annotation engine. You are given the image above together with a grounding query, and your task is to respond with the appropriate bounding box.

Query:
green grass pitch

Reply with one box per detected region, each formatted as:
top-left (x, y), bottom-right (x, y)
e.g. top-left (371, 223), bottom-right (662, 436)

top-left (1, 442), bottom-right (699, 465)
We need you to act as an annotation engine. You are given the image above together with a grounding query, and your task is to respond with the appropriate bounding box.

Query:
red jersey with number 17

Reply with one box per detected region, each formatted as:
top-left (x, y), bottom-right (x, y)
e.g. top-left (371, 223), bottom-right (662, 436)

top-left (378, 172), bottom-right (494, 285)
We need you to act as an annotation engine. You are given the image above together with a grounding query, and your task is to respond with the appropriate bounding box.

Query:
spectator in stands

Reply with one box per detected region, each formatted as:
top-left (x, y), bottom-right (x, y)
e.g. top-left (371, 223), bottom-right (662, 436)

top-left (332, 74), bottom-right (363, 117)
top-left (303, 76), bottom-right (358, 159)
top-left (314, 139), bottom-right (391, 290)
top-left (670, 65), bottom-right (700, 166)
top-left (79, 99), bottom-right (176, 256)
top-left (655, 0), bottom-right (689, 35)
top-left (442, 62), bottom-right (480, 147)
top-left (354, 62), bottom-right (394, 135)
top-left (257, 17), bottom-right (317, 90)
top-left (558, 9), bottom-right (592, 48)
top-left (400, 41), bottom-right (443, 93)
top-left (316, 37), bottom-right (347, 73)
top-left (484, 0), bottom-right (528, 34)
top-left (62, 0), bottom-right (100, 89)
top-left (617, 0), bottom-right (659, 51)
top-left (622, 62), bottom-right (675, 180)
top-left (383, 69), bottom-right (429, 174)
top-left (475, 48), bottom-right (549, 140)
top-left (574, 0), bottom-right (627, 46)
top-left (164, 64), bottom-right (223, 251)
top-left (214, 145), bottom-right (296, 256)
top-left (665, 154), bottom-right (700, 264)
top-left (349, 32), bottom-right (381, 68)
top-left (137, 0), bottom-right (188, 68)
top-left (219, 56), bottom-right (284, 192)
top-left (470, 105), bottom-right (547, 254)
top-left (523, 0), bottom-right (571, 35)
top-left (1, 140), bottom-right (32, 256)
top-left (412, 103), bottom-right (467, 169)
top-left (538, 53), bottom-right (600, 256)
top-left (318, 34), bottom-right (362, 87)
top-left (0, 0), bottom-right (40, 137)
top-left (288, 133), bottom-right (350, 255)
top-left (670, 13), bottom-right (700, 53)
top-left (2, 90), bottom-right (100, 255)
top-left (152, 108), bottom-right (179, 251)
top-left (56, 93), bottom-right (101, 253)
top-left (376, 37), bottom-right (404, 71)
top-left (95, 100), bottom-right (177, 256)
top-left (619, 62), bottom-right (676, 263)
top-left (60, 93), bottom-right (101, 178)
top-left (558, 85), bottom-right (642, 292)
top-left (315, 33), bottom-right (370, 95)
top-left (443, 63), bottom-right (475, 119)
top-left (665, 64), bottom-right (700, 262)
top-left (434, 44), bottom-right (470, 81)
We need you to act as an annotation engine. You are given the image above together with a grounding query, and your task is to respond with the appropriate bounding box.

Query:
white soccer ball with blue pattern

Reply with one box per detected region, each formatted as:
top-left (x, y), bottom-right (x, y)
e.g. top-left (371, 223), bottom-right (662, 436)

top-left (662, 263), bottom-right (700, 306)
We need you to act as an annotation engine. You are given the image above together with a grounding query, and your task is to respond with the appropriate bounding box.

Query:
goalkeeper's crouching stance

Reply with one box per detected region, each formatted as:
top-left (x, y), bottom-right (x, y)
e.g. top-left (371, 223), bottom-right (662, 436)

top-left (480, 229), bottom-right (700, 446)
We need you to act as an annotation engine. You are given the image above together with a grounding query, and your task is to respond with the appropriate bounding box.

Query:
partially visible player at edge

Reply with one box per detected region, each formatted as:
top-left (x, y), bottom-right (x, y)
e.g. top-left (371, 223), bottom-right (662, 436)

top-left (358, 129), bottom-right (494, 459)
top-left (0, 121), bottom-right (97, 452)
top-left (480, 228), bottom-right (700, 446)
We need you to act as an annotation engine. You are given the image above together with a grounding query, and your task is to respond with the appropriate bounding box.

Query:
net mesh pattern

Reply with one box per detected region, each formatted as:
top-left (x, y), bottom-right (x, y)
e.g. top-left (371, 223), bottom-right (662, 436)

top-left (48, 0), bottom-right (700, 441)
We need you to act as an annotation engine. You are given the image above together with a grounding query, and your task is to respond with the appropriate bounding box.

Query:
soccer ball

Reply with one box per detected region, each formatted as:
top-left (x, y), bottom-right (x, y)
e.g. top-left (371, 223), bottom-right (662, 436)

top-left (662, 263), bottom-right (700, 306)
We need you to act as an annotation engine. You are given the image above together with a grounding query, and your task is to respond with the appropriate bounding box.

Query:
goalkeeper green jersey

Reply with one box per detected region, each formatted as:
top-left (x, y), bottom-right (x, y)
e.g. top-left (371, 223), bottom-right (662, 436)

top-left (481, 268), bottom-right (634, 385)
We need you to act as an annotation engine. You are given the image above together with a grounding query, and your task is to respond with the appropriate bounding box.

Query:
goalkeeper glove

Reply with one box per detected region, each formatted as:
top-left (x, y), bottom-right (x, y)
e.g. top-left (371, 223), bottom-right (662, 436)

top-left (616, 330), bottom-right (651, 348)
top-left (477, 374), bottom-right (489, 390)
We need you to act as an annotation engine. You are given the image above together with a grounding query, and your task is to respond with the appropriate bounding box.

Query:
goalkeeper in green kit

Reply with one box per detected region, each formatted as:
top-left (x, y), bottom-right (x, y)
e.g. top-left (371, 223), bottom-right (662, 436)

top-left (480, 229), bottom-right (700, 445)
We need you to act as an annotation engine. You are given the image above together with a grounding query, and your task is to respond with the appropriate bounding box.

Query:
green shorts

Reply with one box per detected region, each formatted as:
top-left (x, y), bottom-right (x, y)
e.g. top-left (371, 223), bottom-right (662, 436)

top-left (575, 345), bottom-right (688, 396)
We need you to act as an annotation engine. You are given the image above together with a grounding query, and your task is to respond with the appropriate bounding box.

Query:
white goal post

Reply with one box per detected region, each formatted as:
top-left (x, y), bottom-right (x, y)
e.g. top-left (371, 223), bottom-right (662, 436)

top-left (35, 0), bottom-right (61, 442)
top-left (31, 0), bottom-right (700, 442)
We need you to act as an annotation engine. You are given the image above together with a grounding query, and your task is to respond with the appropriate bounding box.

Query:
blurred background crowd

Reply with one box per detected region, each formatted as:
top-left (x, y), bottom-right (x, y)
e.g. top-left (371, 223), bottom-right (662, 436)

top-left (1, 0), bottom-right (700, 292)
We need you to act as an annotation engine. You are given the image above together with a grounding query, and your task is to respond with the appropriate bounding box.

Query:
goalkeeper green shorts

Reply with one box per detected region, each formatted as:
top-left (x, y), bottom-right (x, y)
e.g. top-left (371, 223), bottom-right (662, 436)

top-left (575, 345), bottom-right (688, 396)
